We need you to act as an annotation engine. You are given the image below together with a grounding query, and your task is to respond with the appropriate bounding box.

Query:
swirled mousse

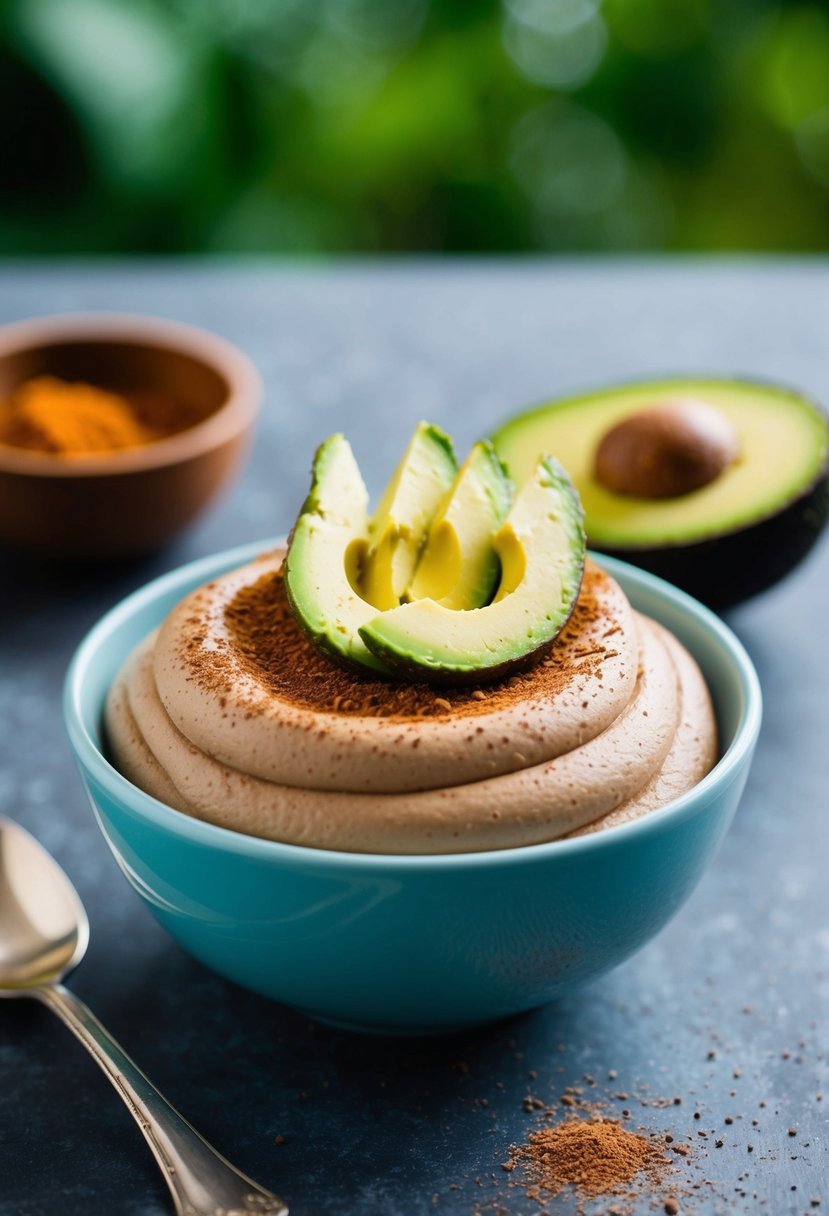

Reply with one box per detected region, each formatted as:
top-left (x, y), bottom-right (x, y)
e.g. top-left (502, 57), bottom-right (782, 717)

top-left (105, 550), bottom-right (718, 854)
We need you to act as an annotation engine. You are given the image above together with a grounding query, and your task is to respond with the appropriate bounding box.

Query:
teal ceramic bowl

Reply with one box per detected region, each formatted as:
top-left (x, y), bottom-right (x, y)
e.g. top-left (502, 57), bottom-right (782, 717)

top-left (64, 542), bottom-right (761, 1034)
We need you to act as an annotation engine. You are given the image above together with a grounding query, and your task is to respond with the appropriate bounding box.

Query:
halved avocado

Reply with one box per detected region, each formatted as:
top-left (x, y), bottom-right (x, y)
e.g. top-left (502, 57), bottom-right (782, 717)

top-left (359, 457), bottom-right (585, 683)
top-left (492, 378), bottom-right (829, 608)
top-left (407, 439), bottom-right (513, 609)
top-left (284, 433), bottom-right (392, 674)
top-left (359, 422), bottom-right (457, 610)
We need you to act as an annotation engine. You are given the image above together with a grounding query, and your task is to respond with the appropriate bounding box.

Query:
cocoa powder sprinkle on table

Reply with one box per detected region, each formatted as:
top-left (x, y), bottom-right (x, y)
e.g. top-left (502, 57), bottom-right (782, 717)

top-left (505, 1117), bottom-right (670, 1207)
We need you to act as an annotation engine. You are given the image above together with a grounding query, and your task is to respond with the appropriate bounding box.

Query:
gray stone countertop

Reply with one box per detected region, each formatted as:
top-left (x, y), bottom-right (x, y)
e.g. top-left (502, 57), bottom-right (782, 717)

top-left (0, 259), bottom-right (827, 1215)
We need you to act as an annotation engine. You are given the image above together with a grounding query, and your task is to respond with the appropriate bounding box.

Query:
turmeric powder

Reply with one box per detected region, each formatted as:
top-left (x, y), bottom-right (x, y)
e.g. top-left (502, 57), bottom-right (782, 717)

top-left (0, 376), bottom-right (193, 456)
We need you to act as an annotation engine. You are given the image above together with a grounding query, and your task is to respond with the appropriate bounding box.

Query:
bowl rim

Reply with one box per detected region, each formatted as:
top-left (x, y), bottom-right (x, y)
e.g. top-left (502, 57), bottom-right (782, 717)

top-left (0, 312), bottom-right (262, 478)
top-left (64, 539), bottom-right (762, 871)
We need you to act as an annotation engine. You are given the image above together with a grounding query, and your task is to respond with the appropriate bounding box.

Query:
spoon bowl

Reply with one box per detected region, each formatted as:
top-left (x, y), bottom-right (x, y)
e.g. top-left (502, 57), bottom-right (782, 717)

top-left (0, 815), bottom-right (287, 1216)
top-left (0, 818), bottom-right (88, 991)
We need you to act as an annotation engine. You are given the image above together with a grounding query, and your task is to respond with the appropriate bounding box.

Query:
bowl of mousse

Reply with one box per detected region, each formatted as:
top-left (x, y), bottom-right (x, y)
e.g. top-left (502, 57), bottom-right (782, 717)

top-left (65, 423), bottom-right (762, 1034)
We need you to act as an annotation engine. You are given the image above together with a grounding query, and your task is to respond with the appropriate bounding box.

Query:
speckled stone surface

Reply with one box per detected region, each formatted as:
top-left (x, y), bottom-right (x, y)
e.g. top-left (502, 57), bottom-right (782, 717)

top-left (0, 260), bottom-right (827, 1215)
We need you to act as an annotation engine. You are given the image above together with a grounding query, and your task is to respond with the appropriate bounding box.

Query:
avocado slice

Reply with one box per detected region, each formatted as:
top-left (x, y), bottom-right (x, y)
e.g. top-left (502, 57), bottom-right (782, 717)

top-left (284, 433), bottom-right (391, 674)
top-left (492, 378), bottom-right (829, 607)
top-left (359, 457), bottom-right (585, 683)
top-left (407, 440), bottom-right (513, 610)
top-left (360, 422), bottom-right (458, 610)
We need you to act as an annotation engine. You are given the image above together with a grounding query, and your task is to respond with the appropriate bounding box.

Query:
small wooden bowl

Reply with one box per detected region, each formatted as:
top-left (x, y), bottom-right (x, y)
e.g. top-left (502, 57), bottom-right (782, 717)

top-left (0, 314), bottom-right (261, 558)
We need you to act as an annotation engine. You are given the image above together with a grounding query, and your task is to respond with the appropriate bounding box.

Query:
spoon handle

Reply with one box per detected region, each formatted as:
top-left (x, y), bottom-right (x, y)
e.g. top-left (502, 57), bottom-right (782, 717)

top-left (36, 983), bottom-right (288, 1216)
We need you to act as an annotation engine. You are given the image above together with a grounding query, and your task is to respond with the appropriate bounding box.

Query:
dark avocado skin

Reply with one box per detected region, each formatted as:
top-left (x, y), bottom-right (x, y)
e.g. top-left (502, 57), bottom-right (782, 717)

top-left (594, 463), bottom-right (829, 610)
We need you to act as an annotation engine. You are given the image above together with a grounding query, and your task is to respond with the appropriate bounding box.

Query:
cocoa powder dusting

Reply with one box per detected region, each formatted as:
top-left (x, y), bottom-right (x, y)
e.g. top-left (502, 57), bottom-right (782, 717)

top-left (506, 1117), bottom-right (669, 1209)
top-left (223, 562), bottom-right (611, 720)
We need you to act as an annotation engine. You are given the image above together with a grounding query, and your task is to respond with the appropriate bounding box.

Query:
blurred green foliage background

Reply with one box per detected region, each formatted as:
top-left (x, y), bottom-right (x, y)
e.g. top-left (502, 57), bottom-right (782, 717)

top-left (3, 0), bottom-right (829, 254)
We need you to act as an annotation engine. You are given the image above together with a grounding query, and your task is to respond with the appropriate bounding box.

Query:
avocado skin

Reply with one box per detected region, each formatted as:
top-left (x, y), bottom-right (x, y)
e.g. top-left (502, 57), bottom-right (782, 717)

top-left (593, 463), bottom-right (829, 610)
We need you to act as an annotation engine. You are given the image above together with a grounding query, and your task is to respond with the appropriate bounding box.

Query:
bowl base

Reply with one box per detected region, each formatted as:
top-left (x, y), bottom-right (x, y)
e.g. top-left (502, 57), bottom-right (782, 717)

top-left (300, 1008), bottom-right (511, 1038)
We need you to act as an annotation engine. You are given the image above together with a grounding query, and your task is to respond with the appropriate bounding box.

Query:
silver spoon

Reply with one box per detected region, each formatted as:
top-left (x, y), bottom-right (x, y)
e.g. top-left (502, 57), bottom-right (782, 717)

top-left (0, 815), bottom-right (288, 1216)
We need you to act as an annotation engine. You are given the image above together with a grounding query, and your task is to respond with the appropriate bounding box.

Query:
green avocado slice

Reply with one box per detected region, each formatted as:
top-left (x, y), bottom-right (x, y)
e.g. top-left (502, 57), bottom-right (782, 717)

top-left (360, 422), bottom-right (458, 610)
top-left (359, 457), bottom-right (585, 683)
top-left (284, 433), bottom-right (391, 674)
top-left (406, 440), bottom-right (513, 610)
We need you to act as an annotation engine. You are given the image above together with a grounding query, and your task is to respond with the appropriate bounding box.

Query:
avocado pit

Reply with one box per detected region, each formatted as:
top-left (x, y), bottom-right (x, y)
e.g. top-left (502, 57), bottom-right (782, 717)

top-left (594, 399), bottom-right (740, 499)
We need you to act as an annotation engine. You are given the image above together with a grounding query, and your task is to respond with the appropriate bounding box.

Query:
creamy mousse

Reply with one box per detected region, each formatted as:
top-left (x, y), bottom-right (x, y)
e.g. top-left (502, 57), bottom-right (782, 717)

top-left (106, 550), bottom-right (717, 854)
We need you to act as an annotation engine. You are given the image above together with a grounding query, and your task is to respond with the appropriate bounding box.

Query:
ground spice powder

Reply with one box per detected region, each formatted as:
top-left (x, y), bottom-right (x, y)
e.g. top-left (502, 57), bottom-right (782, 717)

top-left (0, 375), bottom-right (198, 455)
top-left (223, 561), bottom-right (613, 719)
top-left (506, 1118), bottom-right (669, 1207)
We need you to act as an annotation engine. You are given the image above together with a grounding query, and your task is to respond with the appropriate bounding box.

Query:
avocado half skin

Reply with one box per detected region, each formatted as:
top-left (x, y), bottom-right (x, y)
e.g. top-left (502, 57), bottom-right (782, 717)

top-left (594, 462), bottom-right (829, 610)
top-left (492, 376), bottom-right (829, 611)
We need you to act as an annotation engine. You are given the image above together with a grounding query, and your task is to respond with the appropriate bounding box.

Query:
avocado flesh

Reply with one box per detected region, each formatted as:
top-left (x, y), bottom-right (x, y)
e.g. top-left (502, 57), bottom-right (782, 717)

top-left (360, 422), bottom-right (458, 611)
top-left (407, 440), bottom-right (512, 610)
top-left (492, 379), bottom-right (829, 547)
top-left (284, 434), bottom-right (391, 674)
top-left (359, 457), bottom-right (585, 682)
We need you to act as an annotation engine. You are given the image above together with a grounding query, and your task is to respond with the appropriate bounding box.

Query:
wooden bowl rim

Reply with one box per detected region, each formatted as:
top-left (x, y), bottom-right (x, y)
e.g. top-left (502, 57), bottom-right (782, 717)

top-left (0, 312), bottom-right (262, 479)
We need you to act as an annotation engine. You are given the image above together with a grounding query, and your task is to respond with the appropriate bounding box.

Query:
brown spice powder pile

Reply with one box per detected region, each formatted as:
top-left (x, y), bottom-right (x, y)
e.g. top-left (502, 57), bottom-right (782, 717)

top-left (224, 562), bottom-right (613, 719)
top-left (0, 376), bottom-right (202, 455)
top-left (506, 1118), bottom-right (670, 1209)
